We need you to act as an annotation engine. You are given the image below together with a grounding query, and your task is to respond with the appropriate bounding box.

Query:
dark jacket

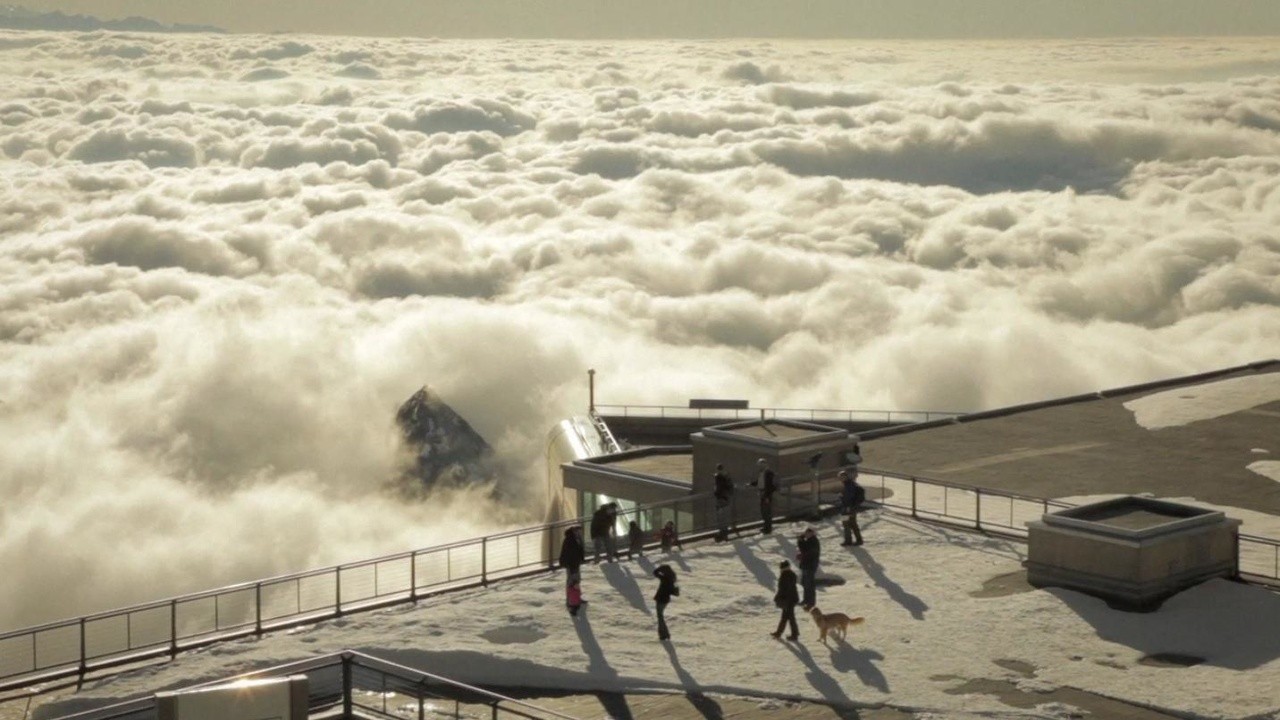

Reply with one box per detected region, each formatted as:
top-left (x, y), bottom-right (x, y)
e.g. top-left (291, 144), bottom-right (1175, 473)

top-left (841, 478), bottom-right (866, 513)
top-left (559, 529), bottom-right (584, 572)
top-left (713, 471), bottom-right (733, 503)
top-left (590, 505), bottom-right (613, 539)
top-left (797, 533), bottom-right (821, 570)
top-left (774, 568), bottom-right (799, 606)
top-left (653, 564), bottom-right (679, 603)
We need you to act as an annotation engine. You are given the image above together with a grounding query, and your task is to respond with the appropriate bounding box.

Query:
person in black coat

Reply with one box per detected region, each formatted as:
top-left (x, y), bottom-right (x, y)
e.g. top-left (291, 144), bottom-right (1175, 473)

top-left (559, 526), bottom-right (585, 581)
top-left (712, 464), bottom-right (734, 542)
top-left (589, 503), bottom-right (617, 562)
top-left (796, 527), bottom-right (821, 609)
top-left (559, 526), bottom-right (587, 613)
top-left (771, 560), bottom-right (800, 640)
top-left (653, 564), bottom-right (679, 641)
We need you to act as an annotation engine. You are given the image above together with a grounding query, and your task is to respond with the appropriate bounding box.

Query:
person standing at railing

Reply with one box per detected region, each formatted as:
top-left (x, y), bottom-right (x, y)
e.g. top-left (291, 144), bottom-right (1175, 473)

top-left (797, 527), bottom-right (821, 609)
top-left (659, 520), bottom-right (683, 553)
top-left (590, 503), bottom-right (618, 562)
top-left (653, 564), bottom-right (679, 641)
top-left (750, 458), bottom-right (777, 535)
top-left (627, 520), bottom-right (645, 558)
top-left (713, 464), bottom-right (734, 542)
top-left (840, 465), bottom-right (866, 547)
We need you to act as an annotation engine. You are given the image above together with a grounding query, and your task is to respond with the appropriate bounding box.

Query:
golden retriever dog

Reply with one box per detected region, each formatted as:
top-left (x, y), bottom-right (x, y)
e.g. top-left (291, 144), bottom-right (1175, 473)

top-left (809, 606), bottom-right (864, 643)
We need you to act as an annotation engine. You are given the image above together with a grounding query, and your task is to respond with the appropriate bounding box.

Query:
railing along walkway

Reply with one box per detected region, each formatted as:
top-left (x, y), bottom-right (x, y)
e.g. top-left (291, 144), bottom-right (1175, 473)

top-left (48, 650), bottom-right (579, 720)
top-left (3, 468), bottom-right (1277, 698)
top-left (595, 404), bottom-right (963, 425)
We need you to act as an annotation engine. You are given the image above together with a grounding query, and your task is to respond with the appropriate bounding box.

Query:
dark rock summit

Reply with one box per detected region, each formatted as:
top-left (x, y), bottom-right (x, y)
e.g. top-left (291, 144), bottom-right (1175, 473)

top-left (396, 386), bottom-right (499, 491)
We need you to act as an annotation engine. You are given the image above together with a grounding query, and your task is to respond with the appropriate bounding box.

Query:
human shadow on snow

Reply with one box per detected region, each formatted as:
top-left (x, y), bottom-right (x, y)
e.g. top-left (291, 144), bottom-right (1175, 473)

top-left (852, 547), bottom-right (928, 620)
top-left (735, 539), bottom-right (777, 591)
top-left (572, 612), bottom-right (618, 680)
top-left (780, 637), bottom-right (857, 707)
top-left (827, 641), bottom-right (889, 692)
top-left (601, 562), bottom-right (652, 616)
top-left (664, 642), bottom-right (725, 720)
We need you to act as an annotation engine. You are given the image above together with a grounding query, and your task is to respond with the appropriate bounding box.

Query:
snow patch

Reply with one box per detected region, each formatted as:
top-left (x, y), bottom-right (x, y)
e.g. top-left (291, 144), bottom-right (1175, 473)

top-left (1123, 374), bottom-right (1280, 430)
top-left (1248, 461), bottom-right (1280, 484)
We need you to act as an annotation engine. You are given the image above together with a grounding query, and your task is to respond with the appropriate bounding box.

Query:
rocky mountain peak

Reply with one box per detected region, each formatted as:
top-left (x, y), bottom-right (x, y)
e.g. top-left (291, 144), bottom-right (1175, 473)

top-left (395, 386), bottom-right (498, 491)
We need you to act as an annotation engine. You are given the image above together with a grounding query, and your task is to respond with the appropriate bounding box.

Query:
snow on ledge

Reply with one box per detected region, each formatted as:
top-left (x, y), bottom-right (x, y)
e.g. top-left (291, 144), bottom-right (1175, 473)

top-left (1122, 374), bottom-right (1280, 430)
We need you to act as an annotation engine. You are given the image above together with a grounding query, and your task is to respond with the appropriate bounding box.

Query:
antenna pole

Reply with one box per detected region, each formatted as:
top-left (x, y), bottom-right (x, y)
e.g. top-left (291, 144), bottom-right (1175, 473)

top-left (588, 368), bottom-right (596, 412)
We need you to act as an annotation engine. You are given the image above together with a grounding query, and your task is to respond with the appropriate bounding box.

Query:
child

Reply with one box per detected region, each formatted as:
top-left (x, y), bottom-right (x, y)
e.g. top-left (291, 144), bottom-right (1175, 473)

top-left (659, 520), bottom-right (683, 553)
top-left (628, 520), bottom-right (645, 558)
top-left (566, 575), bottom-right (584, 616)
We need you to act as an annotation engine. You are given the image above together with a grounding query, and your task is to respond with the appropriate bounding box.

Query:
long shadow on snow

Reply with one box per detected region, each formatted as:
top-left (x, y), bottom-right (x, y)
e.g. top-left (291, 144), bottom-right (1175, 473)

top-left (664, 641), bottom-right (725, 720)
top-left (602, 562), bottom-right (652, 616)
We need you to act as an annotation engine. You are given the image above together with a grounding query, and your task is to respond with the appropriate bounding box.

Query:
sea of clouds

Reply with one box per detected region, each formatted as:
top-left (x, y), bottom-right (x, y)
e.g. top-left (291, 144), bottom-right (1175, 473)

top-left (1, 31), bottom-right (1278, 628)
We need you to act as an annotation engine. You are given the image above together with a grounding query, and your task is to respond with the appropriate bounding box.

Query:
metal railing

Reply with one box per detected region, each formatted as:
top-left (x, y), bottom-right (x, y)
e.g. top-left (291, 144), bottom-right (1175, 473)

top-left (47, 650), bottom-right (578, 720)
top-left (859, 467), bottom-right (1280, 583)
top-left (594, 404), bottom-right (964, 425)
top-left (5, 466), bottom-right (1278, 696)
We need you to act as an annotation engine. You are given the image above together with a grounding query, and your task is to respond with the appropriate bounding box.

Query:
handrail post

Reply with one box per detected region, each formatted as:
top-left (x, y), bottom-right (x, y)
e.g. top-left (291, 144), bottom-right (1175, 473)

top-left (342, 654), bottom-right (353, 718)
top-left (410, 550), bottom-right (418, 601)
top-left (975, 490), bottom-right (982, 531)
top-left (335, 568), bottom-right (343, 618)
top-left (481, 537), bottom-right (488, 586)
top-left (169, 599), bottom-right (178, 658)
top-left (78, 609), bottom-right (86, 671)
top-left (255, 582), bottom-right (263, 634)
top-left (911, 479), bottom-right (918, 518)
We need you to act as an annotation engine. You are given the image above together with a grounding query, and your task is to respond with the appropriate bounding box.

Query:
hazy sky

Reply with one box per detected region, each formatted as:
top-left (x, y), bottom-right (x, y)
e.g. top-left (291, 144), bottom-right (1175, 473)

top-left (18, 0), bottom-right (1280, 38)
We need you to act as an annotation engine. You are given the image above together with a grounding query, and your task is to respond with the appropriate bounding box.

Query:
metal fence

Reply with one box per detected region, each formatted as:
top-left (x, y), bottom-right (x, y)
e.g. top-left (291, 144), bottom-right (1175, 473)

top-left (594, 404), bottom-right (963, 425)
top-left (4, 467), bottom-right (1278, 696)
top-left (47, 650), bottom-right (578, 720)
top-left (0, 523), bottom-right (565, 692)
top-left (861, 468), bottom-right (1280, 583)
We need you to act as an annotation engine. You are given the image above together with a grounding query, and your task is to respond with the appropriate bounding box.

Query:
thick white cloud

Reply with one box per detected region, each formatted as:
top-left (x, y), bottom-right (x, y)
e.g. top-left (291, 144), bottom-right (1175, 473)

top-left (1, 31), bottom-right (1279, 629)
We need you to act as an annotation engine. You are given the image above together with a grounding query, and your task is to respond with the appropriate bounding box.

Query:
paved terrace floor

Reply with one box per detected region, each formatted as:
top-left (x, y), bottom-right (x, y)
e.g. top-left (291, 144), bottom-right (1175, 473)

top-left (864, 363), bottom-right (1280, 519)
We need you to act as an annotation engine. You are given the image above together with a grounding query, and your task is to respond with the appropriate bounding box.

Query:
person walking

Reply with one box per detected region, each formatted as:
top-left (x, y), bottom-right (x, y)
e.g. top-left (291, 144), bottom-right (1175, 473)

top-left (796, 527), bottom-right (821, 609)
top-left (840, 468), bottom-right (866, 546)
top-left (750, 458), bottom-right (777, 535)
top-left (771, 560), bottom-right (801, 640)
top-left (653, 564), bottom-right (679, 641)
top-left (590, 503), bottom-right (617, 562)
top-left (713, 464), bottom-right (734, 542)
top-left (659, 520), bottom-right (683, 553)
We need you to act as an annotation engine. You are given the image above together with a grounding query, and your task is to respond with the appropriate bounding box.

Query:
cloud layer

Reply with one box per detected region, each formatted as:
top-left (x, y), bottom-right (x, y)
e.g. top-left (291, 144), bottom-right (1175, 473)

top-left (2, 32), bottom-right (1279, 628)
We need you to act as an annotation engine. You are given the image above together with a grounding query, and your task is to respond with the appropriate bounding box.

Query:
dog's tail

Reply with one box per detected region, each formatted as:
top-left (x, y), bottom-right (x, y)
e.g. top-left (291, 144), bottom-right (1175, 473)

top-left (849, 616), bottom-right (866, 625)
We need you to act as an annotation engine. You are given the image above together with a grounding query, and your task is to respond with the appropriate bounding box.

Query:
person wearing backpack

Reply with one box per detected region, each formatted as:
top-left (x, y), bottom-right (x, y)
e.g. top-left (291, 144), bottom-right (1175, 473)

top-left (840, 465), bottom-right (866, 547)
